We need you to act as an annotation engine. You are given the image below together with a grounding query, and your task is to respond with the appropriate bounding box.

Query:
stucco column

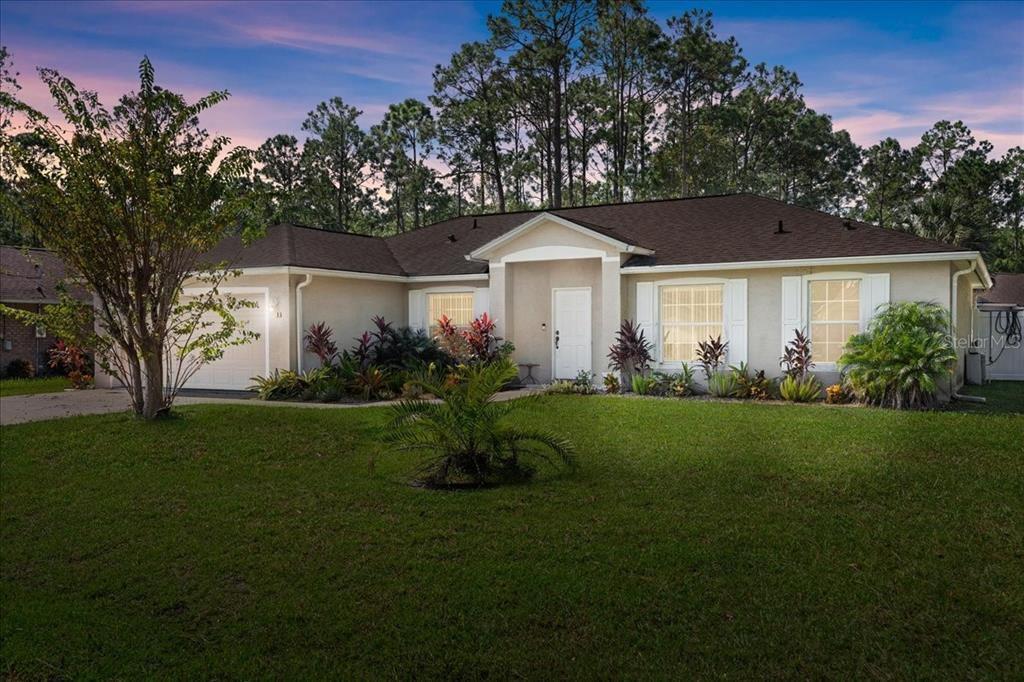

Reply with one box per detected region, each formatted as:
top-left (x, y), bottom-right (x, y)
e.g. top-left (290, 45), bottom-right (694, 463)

top-left (489, 263), bottom-right (507, 338)
top-left (600, 256), bottom-right (621, 377)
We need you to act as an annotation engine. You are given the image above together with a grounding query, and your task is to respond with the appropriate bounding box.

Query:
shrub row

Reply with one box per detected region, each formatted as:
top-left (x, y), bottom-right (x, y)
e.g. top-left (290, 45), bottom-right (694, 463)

top-left (250, 314), bottom-right (514, 403)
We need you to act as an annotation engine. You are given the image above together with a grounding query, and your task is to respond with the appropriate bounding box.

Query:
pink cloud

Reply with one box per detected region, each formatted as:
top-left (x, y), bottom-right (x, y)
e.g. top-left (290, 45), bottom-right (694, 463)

top-left (803, 91), bottom-right (874, 112)
top-left (230, 23), bottom-right (414, 58)
top-left (11, 60), bottom-right (307, 152)
top-left (832, 106), bottom-right (1022, 157)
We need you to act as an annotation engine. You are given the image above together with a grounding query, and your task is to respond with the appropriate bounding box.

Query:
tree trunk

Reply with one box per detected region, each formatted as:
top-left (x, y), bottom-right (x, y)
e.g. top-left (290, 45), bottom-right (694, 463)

top-left (479, 152), bottom-right (486, 209)
top-left (580, 125), bottom-right (588, 206)
top-left (551, 67), bottom-right (563, 208)
top-left (127, 351), bottom-right (144, 416)
top-left (142, 345), bottom-right (165, 419)
top-left (395, 186), bottom-right (404, 232)
top-left (412, 139), bottom-right (421, 229)
top-left (564, 68), bottom-right (573, 206)
top-left (489, 133), bottom-right (506, 213)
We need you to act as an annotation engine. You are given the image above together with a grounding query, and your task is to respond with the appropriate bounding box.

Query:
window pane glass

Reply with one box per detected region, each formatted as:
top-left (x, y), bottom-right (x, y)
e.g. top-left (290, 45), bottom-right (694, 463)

top-left (810, 281), bottom-right (827, 302)
top-left (808, 279), bottom-right (861, 363)
top-left (660, 284), bottom-right (724, 362)
top-left (428, 292), bottom-right (474, 335)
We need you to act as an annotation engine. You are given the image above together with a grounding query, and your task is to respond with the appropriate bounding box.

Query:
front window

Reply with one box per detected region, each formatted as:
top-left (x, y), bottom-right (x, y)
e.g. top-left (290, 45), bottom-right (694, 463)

top-left (428, 292), bottom-right (474, 336)
top-left (660, 284), bottom-right (724, 362)
top-left (808, 279), bottom-right (860, 364)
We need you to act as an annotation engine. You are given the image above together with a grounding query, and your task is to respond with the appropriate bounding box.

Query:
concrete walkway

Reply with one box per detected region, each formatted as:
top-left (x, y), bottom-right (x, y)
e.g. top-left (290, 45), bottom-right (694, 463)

top-left (1, 386), bottom-right (543, 426)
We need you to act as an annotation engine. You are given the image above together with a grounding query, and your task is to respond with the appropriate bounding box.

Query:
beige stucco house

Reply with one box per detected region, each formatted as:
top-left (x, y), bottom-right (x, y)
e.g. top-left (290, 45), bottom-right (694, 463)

top-left (105, 194), bottom-right (990, 395)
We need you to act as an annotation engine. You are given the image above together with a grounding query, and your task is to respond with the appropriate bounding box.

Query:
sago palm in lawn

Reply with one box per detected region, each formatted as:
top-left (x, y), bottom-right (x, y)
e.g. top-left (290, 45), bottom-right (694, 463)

top-left (384, 361), bottom-right (575, 486)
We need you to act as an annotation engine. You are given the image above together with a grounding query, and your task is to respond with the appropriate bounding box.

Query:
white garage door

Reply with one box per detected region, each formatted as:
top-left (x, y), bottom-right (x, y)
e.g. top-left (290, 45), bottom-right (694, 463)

top-left (182, 293), bottom-right (268, 390)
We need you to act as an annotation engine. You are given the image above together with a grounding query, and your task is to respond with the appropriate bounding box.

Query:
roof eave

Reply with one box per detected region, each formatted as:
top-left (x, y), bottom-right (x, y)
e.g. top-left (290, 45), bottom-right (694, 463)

top-left (620, 250), bottom-right (985, 274)
top-left (467, 211), bottom-right (653, 261)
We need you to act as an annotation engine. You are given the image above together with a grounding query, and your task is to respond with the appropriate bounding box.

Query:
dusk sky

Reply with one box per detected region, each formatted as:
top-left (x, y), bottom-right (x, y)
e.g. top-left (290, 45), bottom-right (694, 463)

top-left (2, 0), bottom-right (1022, 155)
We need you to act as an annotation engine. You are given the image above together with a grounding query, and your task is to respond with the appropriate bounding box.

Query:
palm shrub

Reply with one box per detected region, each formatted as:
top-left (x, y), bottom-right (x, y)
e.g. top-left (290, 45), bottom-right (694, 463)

top-left (384, 360), bottom-right (575, 486)
top-left (838, 301), bottom-right (956, 409)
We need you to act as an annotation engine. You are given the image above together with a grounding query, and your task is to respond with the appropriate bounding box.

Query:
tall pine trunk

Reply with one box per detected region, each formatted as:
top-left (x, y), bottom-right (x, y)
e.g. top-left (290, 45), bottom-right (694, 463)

top-left (551, 67), bottom-right (563, 208)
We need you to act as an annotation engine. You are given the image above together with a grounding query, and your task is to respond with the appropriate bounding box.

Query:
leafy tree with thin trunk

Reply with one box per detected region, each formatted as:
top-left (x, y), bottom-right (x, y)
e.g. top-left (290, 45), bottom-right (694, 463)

top-left (432, 40), bottom-right (510, 213)
top-left (490, 0), bottom-right (596, 209)
top-left (301, 98), bottom-right (372, 232)
top-left (859, 137), bottom-right (920, 231)
top-left (582, 0), bottom-right (668, 202)
top-left (0, 56), bottom-right (257, 419)
top-left (992, 147), bottom-right (1024, 272)
top-left (370, 99), bottom-right (435, 231)
top-left (256, 134), bottom-right (304, 224)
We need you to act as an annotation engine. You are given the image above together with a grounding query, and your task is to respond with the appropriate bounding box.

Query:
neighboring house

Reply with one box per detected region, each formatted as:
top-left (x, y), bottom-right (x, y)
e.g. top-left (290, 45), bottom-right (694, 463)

top-left (0, 246), bottom-right (92, 374)
top-left (97, 193), bottom-right (992, 395)
top-left (973, 272), bottom-right (1024, 381)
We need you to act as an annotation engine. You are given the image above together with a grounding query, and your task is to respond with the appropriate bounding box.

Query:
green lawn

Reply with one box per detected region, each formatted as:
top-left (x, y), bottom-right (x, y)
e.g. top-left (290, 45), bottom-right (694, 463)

top-left (2, 398), bottom-right (1022, 679)
top-left (0, 376), bottom-right (70, 397)
top-left (954, 380), bottom-right (1024, 415)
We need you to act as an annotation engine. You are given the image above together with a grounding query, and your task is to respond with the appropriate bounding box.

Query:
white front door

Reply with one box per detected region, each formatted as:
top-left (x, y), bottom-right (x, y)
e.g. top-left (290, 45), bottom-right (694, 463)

top-left (553, 287), bottom-right (592, 380)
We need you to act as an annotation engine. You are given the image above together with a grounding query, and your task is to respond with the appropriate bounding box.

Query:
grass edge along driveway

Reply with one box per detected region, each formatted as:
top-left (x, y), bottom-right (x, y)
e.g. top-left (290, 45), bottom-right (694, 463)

top-left (0, 376), bottom-right (70, 397)
top-left (2, 397), bottom-right (1022, 679)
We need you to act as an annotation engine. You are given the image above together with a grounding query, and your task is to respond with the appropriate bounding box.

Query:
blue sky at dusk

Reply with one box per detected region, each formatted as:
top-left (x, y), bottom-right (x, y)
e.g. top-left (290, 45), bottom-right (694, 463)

top-left (1, 0), bottom-right (1021, 155)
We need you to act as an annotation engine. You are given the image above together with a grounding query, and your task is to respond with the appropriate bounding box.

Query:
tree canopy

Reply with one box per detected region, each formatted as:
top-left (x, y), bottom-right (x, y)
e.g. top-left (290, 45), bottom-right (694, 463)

top-left (0, 56), bottom-right (257, 418)
top-left (1, 1), bottom-right (1021, 271)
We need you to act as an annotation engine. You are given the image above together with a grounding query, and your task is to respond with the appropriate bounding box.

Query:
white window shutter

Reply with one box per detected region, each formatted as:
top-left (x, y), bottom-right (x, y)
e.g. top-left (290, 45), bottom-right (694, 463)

top-left (862, 273), bottom-right (890, 327)
top-left (726, 279), bottom-right (748, 365)
top-left (473, 287), bottom-right (489, 319)
top-left (780, 276), bottom-right (804, 352)
top-left (635, 281), bottom-right (656, 353)
top-left (408, 290), bottom-right (425, 332)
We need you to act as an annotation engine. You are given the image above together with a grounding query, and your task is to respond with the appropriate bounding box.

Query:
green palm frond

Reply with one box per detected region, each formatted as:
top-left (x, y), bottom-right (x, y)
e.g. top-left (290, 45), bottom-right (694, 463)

top-left (839, 302), bottom-right (956, 408)
top-left (382, 360), bottom-right (573, 485)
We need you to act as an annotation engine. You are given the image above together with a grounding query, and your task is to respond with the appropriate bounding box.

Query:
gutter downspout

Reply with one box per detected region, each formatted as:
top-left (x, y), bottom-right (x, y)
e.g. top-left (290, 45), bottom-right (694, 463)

top-left (296, 273), bottom-right (313, 373)
top-left (950, 260), bottom-right (980, 402)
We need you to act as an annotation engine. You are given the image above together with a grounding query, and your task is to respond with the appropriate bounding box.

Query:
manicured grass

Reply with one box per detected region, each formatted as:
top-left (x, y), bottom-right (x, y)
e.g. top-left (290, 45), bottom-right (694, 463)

top-left (955, 380), bottom-right (1024, 415)
top-left (2, 397), bottom-right (1022, 678)
top-left (0, 376), bottom-right (70, 397)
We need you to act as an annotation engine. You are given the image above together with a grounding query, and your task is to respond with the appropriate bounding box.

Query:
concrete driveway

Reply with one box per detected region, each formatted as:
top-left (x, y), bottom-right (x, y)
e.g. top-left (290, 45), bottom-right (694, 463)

top-left (0, 386), bottom-right (541, 425)
top-left (3, 389), bottom-right (163, 425)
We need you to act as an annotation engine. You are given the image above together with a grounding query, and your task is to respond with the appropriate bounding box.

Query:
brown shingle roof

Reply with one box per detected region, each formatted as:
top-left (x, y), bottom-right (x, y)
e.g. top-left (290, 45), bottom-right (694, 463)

top-left (203, 223), bottom-right (405, 276)
top-left (978, 273), bottom-right (1024, 306)
top-left (0, 246), bottom-right (91, 303)
top-left (208, 194), bottom-right (974, 277)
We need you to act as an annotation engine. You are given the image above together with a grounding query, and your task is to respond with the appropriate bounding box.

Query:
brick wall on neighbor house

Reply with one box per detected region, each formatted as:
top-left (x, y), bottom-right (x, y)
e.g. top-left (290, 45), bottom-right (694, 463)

top-left (0, 303), bottom-right (50, 375)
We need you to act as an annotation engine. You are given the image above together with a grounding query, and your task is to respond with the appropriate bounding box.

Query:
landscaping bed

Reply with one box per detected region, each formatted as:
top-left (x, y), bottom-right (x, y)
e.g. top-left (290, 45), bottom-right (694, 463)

top-left (2, 397), bottom-right (1021, 678)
